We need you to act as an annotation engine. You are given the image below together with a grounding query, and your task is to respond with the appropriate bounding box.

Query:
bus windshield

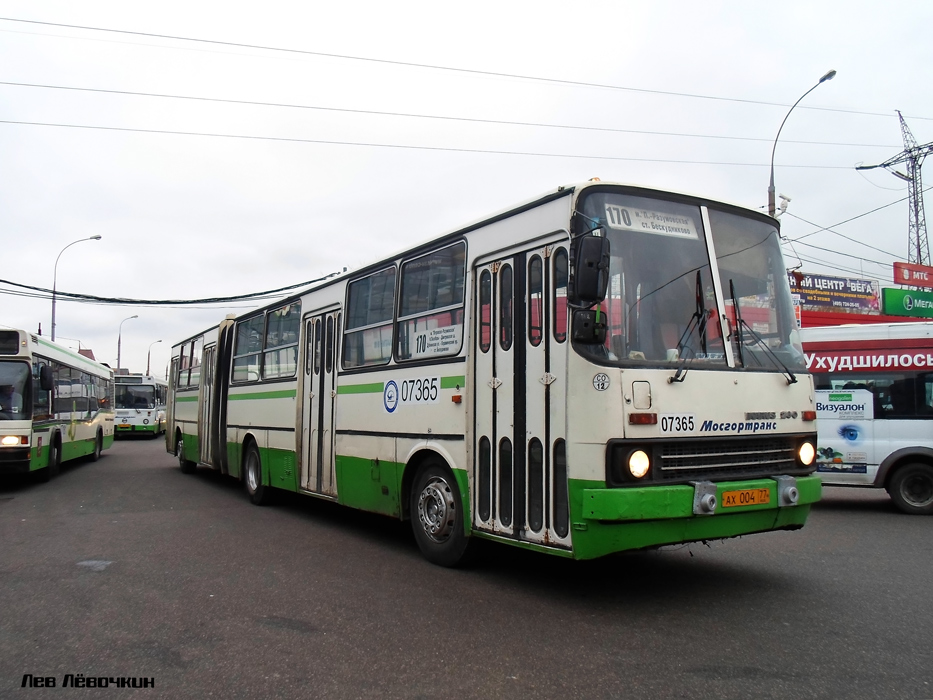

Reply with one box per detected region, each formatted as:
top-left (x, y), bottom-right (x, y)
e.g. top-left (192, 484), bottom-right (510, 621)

top-left (116, 384), bottom-right (156, 410)
top-left (0, 360), bottom-right (29, 420)
top-left (575, 191), bottom-right (806, 373)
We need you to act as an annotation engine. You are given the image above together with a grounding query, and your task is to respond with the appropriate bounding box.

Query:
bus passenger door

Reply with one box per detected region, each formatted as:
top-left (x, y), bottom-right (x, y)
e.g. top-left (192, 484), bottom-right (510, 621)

top-left (300, 309), bottom-right (340, 497)
top-left (198, 344), bottom-right (215, 465)
top-left (472, 241), bottom-right (570, 548)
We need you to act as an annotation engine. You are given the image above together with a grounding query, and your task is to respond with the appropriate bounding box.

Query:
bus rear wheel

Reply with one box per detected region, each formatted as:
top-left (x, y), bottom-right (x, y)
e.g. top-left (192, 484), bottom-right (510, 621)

top-left (888, 463), bottom-right (933, 515)
top-left (244, 443), bottom-right (270, 505)
top-left (410, 460), bottom-right (472, 567)
top-left (177, 435), bottom-right (196, 474)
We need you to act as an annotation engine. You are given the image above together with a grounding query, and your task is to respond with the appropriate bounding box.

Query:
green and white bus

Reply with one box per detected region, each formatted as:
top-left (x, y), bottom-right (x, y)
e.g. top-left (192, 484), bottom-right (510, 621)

top-left (167, 181), bottom-right (820, 566)
top-left (0, 328), bottom-right (114, 481)
top-left (115, 374), bottom-right (167, 438)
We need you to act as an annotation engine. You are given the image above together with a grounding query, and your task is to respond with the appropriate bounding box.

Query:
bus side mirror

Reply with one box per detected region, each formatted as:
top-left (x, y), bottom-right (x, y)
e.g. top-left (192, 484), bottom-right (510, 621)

top-left (572, 309), bottom-right (607, 345)
top-left (39, 364), bottom-right (54, 392)
top-left (571, 234), bottom-right (610, 306)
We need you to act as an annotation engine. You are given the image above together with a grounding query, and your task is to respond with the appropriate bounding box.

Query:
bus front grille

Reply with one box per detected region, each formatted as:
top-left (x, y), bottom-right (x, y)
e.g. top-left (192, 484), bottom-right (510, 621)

top-left (657, 437), bottom-right (801, 481)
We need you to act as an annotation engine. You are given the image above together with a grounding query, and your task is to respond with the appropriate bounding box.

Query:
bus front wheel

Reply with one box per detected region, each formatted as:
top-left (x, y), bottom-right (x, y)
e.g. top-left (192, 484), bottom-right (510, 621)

top-left (89, 431), bottom-right (103, 462)
top-left (410, 460), bottom-right (472, 567)
top-left (37, 440), bottom-right (61, 482)
top-left (244, 443), bottom-right (270, 505)
top-left (888, 463), bottom-right (933, 515)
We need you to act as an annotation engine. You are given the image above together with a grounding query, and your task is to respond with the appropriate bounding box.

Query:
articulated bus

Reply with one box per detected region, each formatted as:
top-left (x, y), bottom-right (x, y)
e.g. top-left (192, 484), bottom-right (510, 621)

top-left (0, 328), bottom-right (114, 481)
top-left (801, 322), bottom-right (933, 514)
top-left (167, 181), bottom-right (820, 566)
top-left (115, 374), bottom-right (167, 438)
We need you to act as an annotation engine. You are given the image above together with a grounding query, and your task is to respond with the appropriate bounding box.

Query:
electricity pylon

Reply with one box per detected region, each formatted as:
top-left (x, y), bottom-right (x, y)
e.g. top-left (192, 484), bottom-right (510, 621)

top-left (856, 111), bottom-right (933, 266)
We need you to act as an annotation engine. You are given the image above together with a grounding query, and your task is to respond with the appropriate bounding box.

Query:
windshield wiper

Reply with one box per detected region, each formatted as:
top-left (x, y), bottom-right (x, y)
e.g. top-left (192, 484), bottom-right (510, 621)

top-left (729, 279), bottom-right (797, 385)
top-left (669, 271), bottom-right (708, 384)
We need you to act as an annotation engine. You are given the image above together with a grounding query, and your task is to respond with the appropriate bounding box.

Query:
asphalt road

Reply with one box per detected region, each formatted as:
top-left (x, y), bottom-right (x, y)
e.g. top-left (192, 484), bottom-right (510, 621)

top-left (1, 438), bottom-right (931, 699)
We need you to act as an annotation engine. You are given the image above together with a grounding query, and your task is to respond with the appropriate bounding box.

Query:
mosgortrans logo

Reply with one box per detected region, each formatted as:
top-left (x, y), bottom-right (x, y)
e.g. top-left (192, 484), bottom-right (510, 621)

top-left (700, 419), bottom-right (777, 433)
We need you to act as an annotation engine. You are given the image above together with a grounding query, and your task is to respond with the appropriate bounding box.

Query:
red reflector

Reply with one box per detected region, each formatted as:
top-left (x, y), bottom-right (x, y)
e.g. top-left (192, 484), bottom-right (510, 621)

top-left (629, 413), bottom-right (658, 425)
top-left (802, 411), bottom-right (816, 421)
top-left (451, 395), bottom-right (462, 404)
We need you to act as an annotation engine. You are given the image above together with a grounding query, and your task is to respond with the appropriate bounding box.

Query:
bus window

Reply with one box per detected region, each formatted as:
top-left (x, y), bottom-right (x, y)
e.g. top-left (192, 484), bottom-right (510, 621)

top-left (263, 302), bottom-right (301, 380)
top-left (343, 267), bottom-right (396, 368)
top-left (500, 265), bottom-right (513, 352)
top-left (396, 242), bottom-right (465, 361)
top-left (528, 255), bottom-right (543, 347)
top-left (553, 248), bottom-right (568, 343)
top-left (189, 337), bottom-right (203, 387)
top-left (233, 316), bottom-right (264, 382)
top-left (325, 316), bottom-right (335, 374)
top-left (499, 437), bottom-right (513, 527)
top-left (313, 320), bottom-right (322, 375)
top-left (479, 270), bottom-right (491, 354)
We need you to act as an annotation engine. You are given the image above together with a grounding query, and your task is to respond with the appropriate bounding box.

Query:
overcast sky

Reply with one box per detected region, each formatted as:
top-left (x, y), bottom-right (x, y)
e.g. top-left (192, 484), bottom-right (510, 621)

top-left (2, 0), bottom-right (931, 375)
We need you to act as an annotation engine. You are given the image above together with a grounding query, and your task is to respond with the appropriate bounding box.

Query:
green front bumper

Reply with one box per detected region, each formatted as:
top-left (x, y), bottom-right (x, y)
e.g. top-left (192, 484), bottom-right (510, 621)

top-left (569, 475), bottom-right (821, 560)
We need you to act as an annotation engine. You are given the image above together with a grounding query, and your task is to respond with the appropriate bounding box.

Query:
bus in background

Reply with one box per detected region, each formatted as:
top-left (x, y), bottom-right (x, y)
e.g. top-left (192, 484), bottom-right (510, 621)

top-left (114, 374), bottom-right (167, 438)
top-left (0, 328), bottom-right (114, 481)
top-left (800, 322), bottom-right (933, 515)
top-left (167, 181), bottom-right (820, 566)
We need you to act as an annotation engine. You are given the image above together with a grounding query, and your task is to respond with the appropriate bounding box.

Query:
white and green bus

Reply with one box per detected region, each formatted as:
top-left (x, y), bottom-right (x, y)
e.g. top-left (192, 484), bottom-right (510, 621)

top-left (0, 328), bottom-right (114, 481)
top-left (115, 374), bottom-right (167, 438)
top-left (167, 181), bottom-right (820, 566)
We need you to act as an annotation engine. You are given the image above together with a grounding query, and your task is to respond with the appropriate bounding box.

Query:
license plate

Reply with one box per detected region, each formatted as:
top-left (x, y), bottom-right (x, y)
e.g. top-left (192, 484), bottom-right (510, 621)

top-left (721, 488), bottom-right (770, 508)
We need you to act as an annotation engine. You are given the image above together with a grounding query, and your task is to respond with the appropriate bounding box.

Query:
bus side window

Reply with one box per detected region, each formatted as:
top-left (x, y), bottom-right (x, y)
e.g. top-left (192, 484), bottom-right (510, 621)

top-left (396, 242), bottom-right (465, 361)
top-left (553, 248), bottom-right (568, 343)
top-left (528, 255), bottom-right (543, 347)
top-left (343, 267), bottom-right (396, 369)
top-left (500, 264), bottom-right (513, 351)
top-left (32, 360), bottom-right (51, 421)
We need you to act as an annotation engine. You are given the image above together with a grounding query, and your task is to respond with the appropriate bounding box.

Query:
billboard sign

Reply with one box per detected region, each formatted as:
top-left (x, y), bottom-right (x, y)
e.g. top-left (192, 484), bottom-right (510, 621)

top-left (881, 287), bottom-right (933, 318)
top-left (893, 262), bottom-right (933, 289)
top-left (787, 272), bottom-right (880, 312)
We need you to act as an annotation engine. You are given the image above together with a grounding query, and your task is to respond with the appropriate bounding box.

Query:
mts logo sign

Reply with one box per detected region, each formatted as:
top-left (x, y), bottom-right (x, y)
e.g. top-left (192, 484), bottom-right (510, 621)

top-left (894, 262), bottom-right (933, 289)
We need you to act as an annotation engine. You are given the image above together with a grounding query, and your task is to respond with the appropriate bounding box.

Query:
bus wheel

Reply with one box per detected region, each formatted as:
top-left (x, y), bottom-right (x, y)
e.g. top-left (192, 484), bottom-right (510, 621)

top-left (89, 432), bottom-right (103, 462)
top-left (37, 440), bottom-right (61, 482)
top-left (244, 443), bottom-right (270, 505)
top-left (888, 463), bottom-right (933, 515)
top-left (177, 435), bottom-right (196, 474)
top-left (410, 460), bottom-right (471, 567)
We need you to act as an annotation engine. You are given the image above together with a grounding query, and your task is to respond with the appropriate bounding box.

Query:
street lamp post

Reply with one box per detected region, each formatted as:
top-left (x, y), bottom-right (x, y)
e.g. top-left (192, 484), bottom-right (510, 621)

top-left (51, 235), bottom-right (102, 341)
top-left (768, 69), bottom-right (837, 218)
top-left (146, 340), bottom-right (162, 375)
top-left (116, 315), bottom-right (138, 372)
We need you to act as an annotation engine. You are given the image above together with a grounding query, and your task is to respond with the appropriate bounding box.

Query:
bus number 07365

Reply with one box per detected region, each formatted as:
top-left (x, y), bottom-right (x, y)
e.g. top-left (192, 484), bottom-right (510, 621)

top-left (660, 414), bottom-right (695, 433)
top-left (401, 377), bottom-right (439, 403)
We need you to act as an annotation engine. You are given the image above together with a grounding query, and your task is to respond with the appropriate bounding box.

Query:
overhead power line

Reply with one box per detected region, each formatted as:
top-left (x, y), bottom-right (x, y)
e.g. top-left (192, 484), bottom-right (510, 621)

top-left (1, 16), bottom-right (928, 122)
top-left (0, 119), bottom-right (856, 169)
top-left (0, 80), bottom-right (900, 150)
top-left (0, 269), bottom-right (342, 307)
top-left (784, 186), bottom-right (933, 244)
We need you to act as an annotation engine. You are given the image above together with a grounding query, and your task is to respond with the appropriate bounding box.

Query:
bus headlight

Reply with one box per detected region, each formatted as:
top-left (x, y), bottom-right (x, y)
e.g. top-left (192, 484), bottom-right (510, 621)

top-left (629, 450), bottom-right (651, 478)
top-left (607, 442), bottom-right (654, 485)
top-left (1, 435), bottom-right (26, 447)
top-left (798, 441), bottom-right (815, 466)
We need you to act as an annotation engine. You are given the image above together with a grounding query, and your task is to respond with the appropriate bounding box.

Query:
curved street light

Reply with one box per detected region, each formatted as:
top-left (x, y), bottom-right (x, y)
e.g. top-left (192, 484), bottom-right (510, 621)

top-left (146, 340), bottom-right (162, 376)
top-left (117, 315), bottom-right (138, 372)
top-left (768, 69), bottom-right (837, 218)
top-left (51, 235), bottom-right (102, 341)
